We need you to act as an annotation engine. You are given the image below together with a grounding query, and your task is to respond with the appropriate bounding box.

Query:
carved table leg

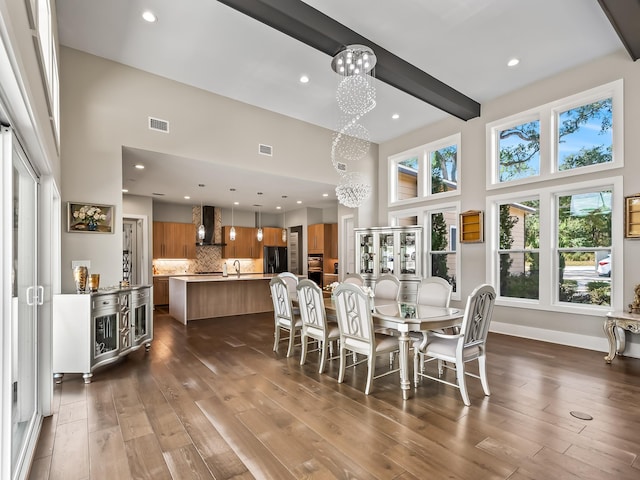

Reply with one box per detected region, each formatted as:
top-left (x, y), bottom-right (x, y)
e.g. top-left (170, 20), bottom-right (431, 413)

top-left (397, 327), bottom-right (411, 400)
top-left (603, 318), bottom-right (617, 363)
top-left (615, 326), bottom-right (626, 354)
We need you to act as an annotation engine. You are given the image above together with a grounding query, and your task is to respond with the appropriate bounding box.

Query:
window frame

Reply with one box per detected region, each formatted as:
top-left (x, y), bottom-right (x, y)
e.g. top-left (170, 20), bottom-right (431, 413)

top-left (388, 133), bottom-right (461, 207)
top-left (486, 80), bottom-right (623, 190)
top-left (486, 176), bottom-right (623, 315)
top-left (389, 201), bottom-right (461, 301)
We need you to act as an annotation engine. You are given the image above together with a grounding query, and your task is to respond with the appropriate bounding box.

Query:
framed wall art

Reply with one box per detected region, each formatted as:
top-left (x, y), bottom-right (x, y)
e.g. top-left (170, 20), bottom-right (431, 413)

top-left (67, 202), bottom-right (114, 233)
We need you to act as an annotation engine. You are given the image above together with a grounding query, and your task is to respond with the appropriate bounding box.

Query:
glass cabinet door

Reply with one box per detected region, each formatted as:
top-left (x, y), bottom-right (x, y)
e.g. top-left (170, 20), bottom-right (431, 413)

top-left (134, 303), bottom-right (147, 341)
top-left (93, 311), bottom-right (118, 360)
top-left (356, 231), bottom-right (375, 276)
top-left (398, 230), bottom-right (419, 276)
top-left (378, 232), bottom-right (395, 275)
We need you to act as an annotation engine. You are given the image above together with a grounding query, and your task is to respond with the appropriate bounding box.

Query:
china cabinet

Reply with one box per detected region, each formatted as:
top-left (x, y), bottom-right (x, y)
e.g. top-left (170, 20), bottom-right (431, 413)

top-left (354, 226), bottom-right (423, 299)
top-left (53, 286), bottom-right (152, 383)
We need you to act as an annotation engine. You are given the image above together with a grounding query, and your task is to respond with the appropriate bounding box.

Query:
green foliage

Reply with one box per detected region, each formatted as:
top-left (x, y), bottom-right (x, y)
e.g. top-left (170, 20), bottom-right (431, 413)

top-left (500, 271), bottom-right (539, 300)
top-left (499, 121), bottom-right (540, 181)
top-left (559, 280), bottom-right (578, 302)
top-left (431, 213), bottom-right (449, 280)
top-left (431, 146), bottom-right (457, 194)
top-left (559, 145), bottom-right (612, 171)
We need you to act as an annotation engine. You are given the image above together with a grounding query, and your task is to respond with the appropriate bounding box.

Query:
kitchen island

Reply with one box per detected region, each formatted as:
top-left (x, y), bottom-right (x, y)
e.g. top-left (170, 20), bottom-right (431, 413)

top-left (169, 274), bottom-right (275, 324)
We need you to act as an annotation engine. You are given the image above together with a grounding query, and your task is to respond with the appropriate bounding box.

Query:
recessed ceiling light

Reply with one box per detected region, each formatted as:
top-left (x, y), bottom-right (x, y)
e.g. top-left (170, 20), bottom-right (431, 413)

top-left (322, 193), bottom-right (329, 197)
top-left (276, 206), bottom-right (282, 210)
top-left (134, 164), bottom-right (145, 169)
top-left (392, 113), bottom-right (400, 120)
top-left (122, 189), bottom-right (129, 193)
top-left (142, 10), bottom-right (157, 23)
top-left (184, 196), bottom-right (191, 200)
top-left (507, 58), bottom-right (520, 67)
top-left (234, 201), bottom-right (239, 205)
top-left (296, 200), bottom-right (302, 204)
top-left (299, 75), bottom-right (309, 84)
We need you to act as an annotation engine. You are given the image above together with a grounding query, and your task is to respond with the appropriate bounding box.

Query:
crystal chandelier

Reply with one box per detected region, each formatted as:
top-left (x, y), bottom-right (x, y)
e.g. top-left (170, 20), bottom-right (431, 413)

top-left (330, 44), bottom-right (376, 208)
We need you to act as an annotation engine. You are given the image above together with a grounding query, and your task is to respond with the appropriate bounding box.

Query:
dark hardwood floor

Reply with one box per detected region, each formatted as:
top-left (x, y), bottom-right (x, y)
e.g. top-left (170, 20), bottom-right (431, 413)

top-left (29, 307), bottom-right (640, 479)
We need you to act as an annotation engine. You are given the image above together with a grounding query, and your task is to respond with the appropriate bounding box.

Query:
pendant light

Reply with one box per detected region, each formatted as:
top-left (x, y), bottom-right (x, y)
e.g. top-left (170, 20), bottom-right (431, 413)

top-left (256, 192), bottom-right (263, 242)
top-left (229, 188), bottom-right (236, 241)
top-left (281, 195), bottom-right (287, 243)
top-left (197, 200), bottom-right (205, 244)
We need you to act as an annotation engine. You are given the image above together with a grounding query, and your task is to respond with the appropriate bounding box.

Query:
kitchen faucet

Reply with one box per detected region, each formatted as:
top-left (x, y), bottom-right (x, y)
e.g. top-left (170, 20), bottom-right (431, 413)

top-left (233, 259), bottom-right (241, 277)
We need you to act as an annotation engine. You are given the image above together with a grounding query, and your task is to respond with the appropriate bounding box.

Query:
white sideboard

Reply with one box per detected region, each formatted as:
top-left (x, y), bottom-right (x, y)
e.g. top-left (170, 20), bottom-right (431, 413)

top-left (53, 285), bottom-right (152, 383)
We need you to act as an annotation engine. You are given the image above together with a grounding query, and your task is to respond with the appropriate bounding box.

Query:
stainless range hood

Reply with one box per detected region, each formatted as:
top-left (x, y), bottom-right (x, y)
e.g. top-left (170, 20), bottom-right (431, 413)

top-left (198, 205), bottom-right (226, 246)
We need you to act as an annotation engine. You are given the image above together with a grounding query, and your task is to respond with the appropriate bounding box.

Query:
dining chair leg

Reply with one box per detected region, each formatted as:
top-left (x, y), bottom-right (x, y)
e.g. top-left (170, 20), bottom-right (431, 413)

top-left (286, 328), bottom-right (296, 357)
top-left (338, 348), bottom-right (346, 384)
top-left (364, 355), bottom-right (375, 395)
top-left (456, 359), bottom-right (470, 406)
top-left (318, 339), bottom-right (328, 374)
top-left (273, 326), bottom-right (280, 353)
top-left (299, 334), bottom-right (308, 366)
top-left (478, 354), bottom-right (491, 396)
top-left (437, 359), bottom-right (444, 376)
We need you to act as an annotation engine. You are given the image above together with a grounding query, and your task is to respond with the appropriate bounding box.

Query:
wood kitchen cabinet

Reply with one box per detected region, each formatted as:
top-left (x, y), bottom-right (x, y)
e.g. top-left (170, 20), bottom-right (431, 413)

top-left (263, 227), bottom-right (286, 247)
top-left (153, 277), bottom-right (169, 305)
top-left (223, 226), bottom-right (261, 258)
top-left (308, 223), bottom-right (337, 255)
top-left (153, 222), bottom-right (196, 259)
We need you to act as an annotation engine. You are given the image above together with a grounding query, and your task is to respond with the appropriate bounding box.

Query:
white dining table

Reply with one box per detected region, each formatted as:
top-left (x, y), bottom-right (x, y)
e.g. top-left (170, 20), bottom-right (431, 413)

top-left (323, 297), bottom-right (463, 400)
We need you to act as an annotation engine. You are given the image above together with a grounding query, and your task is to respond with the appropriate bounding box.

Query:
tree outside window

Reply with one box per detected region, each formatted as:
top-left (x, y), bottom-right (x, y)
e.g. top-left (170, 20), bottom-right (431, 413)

top-left (498, 200), bottom-right (540, 299)
top-left (430, 211), bottom-right (457, 292)
top-left (557, 190), bottom-right (612, 306)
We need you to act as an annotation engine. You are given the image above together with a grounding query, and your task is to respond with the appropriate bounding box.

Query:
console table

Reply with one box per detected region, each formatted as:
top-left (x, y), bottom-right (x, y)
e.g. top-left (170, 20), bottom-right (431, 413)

top-left (604, 311), bottom-right (640, 363)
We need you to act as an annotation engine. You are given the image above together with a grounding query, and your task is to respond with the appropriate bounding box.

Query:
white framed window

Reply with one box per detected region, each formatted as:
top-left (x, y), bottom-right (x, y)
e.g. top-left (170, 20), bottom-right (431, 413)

top-left (388, 133), bottom-right (461, 206)
top-left (389, 202), bottom-right (461, 301)
top-left (486, 176), bottom-right (623, 314)
top-left (35, 0), bottom-right (60, 142)
top-left (487, 80), bottom-right (623, 189)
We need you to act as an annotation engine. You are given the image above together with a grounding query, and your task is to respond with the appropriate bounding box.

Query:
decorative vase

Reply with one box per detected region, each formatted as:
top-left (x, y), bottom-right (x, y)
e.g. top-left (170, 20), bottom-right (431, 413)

top-left (73, 266), bottom-right (88, 293)
top-left (88, 219), bottom-right (98, 231)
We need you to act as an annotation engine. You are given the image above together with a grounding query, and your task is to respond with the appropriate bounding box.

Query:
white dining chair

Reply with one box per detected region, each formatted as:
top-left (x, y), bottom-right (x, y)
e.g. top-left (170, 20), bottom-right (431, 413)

top-left (413, 284), bottom-right (496, 406)
top-left (269, 276), bottom-right (302, 357)
top-left (417, 277), bottom-right (452, 307)
top-left (374, 274), bottom-right (400, 301)
top-left (343, 273), bottom-right (364, 286)
top-left (278, 271), bottom-right (299, 295)
top-left (278, 271), bottom-right (300, 312)
top-left (297, 279), bottom-right (340, 373)
top-left (333, 283), bottom-right (399, 395)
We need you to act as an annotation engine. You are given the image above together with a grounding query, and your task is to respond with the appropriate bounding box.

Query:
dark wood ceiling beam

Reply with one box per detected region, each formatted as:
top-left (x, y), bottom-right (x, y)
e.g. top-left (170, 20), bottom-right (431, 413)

top-left (217, 0), bottom-right (481, 121)
top-left (598, 0), bottom-right (640, 61)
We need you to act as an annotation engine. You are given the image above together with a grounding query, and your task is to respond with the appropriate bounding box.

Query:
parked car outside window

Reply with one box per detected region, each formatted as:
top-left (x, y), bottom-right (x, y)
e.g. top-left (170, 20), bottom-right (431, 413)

top-left (597, 254), bottom-right (611, 277)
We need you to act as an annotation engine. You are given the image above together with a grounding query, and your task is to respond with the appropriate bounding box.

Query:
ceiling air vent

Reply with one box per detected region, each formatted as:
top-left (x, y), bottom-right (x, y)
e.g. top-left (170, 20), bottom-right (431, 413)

top-left (258, 144), bottom-right (273, 156)
top-left (148, 116), bottom-right (169, 133)
top-left (336, 162), bottom-right (347, 172)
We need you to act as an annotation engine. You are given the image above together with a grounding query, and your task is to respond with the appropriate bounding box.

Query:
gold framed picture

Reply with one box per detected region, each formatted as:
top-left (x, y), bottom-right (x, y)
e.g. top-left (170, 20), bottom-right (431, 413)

top-left (67, 202), bottom-right (114, 233)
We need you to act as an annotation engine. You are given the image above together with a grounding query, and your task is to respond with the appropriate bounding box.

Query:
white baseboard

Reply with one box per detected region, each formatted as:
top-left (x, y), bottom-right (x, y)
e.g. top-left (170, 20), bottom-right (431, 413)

top-left (490, 321), bottom-right (640, 360)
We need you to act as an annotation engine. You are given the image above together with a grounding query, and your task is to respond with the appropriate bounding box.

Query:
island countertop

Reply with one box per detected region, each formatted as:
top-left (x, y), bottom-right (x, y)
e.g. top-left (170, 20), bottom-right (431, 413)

top-left (168, 273), bottom-right (280, 283)
top-left (168, 274), bottom-right (279, 323)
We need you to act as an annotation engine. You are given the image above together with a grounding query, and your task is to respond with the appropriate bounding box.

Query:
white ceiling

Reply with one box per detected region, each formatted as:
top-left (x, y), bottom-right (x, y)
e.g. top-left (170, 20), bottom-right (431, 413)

top-left (56, 0), bottom-right (624, 210)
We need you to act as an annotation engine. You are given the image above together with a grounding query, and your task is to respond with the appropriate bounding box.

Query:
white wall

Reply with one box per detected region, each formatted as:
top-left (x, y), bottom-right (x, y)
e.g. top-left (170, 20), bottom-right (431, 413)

top-left (378, 50), bottom-right (640, 355)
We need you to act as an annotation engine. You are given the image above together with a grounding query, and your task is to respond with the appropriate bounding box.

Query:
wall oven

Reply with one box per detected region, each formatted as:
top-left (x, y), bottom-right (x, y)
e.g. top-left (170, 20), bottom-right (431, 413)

top-left (307, 255), bottom-right (323, 287)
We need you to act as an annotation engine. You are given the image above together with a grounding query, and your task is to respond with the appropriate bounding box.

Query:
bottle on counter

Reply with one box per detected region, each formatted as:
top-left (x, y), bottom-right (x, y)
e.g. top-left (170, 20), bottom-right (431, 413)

top-left (222, 262), bottom-right (228, 277)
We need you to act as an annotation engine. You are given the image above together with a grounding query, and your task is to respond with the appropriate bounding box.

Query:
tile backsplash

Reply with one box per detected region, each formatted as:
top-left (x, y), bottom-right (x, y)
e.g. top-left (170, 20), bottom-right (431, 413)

top-left (153, 206), bottom-right (262, 275)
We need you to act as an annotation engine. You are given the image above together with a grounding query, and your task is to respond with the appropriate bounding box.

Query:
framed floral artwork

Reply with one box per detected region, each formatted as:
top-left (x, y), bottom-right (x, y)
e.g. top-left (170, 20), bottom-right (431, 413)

top-left (67, 202), bottom-right (114, 233)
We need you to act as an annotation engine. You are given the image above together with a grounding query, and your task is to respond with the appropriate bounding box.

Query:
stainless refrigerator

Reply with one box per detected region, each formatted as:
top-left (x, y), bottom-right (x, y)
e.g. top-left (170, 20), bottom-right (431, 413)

top-left (263, 246), bottom-right (288, 274)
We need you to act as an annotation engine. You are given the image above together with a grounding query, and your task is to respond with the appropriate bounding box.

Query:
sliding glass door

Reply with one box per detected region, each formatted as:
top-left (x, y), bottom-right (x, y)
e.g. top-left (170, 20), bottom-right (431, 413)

top-left (5, 128), bottom-right (40, 478)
